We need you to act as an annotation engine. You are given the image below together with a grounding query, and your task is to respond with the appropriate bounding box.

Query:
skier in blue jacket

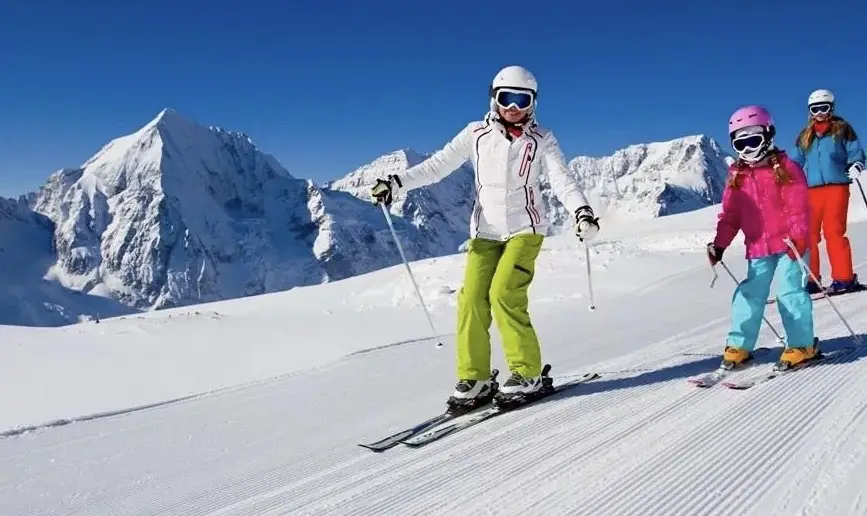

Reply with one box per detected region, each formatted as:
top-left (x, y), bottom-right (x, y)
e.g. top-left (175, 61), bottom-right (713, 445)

top-left (791, 89), bottom-right (866, 294)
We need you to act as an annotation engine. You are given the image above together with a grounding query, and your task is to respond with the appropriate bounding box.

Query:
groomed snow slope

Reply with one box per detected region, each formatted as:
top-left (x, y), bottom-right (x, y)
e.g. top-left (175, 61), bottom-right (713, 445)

top-left (3, 185), bottom-right (867, 515)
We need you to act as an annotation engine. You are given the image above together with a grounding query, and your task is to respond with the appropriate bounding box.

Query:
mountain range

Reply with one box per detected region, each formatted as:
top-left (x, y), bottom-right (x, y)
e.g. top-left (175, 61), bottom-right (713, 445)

top-left (0, 109), bottom-right (732, 326)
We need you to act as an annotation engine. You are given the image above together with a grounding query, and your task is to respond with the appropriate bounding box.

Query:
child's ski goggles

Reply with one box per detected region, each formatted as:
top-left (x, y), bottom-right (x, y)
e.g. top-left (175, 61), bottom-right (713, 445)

top-left (494, 88), bottom-right (535, 110)
top-left (809, 103), bottom-right (832, 115)
top-left (731, 133), bottom-right (765, 153)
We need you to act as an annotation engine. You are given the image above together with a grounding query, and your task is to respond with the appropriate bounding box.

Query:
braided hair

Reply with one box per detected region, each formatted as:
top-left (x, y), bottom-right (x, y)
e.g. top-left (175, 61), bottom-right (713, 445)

top-left (727, 149), bottom-right (792, 189)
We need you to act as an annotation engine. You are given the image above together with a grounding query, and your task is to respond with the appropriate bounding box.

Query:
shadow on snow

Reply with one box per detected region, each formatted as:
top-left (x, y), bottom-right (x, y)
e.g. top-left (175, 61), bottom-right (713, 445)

top-left (545, 333), bottom-right (867, 403)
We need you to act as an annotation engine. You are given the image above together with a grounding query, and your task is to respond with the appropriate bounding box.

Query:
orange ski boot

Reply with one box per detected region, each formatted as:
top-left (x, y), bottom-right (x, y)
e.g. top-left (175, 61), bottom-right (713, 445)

top-left (721, 346), bottom-right (754, 371)
top-left (777, 339), bottom-right (821, 371)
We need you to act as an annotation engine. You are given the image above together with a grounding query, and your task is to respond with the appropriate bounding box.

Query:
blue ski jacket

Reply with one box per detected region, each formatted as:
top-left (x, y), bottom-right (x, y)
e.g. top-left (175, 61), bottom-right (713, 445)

top-left (790, 117), bottom-right (865, 188)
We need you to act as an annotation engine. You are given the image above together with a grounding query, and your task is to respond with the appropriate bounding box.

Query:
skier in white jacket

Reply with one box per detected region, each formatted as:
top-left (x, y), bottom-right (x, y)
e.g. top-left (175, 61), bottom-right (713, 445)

top-left (371, 65), bottom-right (600, 409)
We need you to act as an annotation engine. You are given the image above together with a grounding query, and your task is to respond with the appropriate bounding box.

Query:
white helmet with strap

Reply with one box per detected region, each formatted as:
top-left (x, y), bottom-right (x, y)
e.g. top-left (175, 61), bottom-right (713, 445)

top-left (491, 65), bottom-right (538, 94)
top-left (489, 65), bottom-right (538, 121)
top-left (808, 89), bottom-right (835, 106)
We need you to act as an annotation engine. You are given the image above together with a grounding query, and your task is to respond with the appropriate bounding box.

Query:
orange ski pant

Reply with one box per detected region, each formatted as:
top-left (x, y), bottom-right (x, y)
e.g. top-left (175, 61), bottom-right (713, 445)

top-left (807, 184), bottom-right (854, 283)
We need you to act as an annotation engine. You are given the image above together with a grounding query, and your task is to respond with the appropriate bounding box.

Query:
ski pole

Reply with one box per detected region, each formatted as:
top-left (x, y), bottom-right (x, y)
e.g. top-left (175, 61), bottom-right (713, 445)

top-left (783, 238), bottom-right (862, 345)
top-left (714, 260), bottom-right (785, 344)
top-left (584, 242), bottom-right (596, 311)
top-left (378, 201), bottom-right (443, 348)
top-left (709, 261), bottom-right (719, 289)
top-left (855, 178), bottom-right (867, 209)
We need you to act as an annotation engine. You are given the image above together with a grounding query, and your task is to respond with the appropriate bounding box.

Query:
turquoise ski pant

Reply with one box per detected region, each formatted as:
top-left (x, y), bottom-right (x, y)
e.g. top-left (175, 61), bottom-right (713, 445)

top-left (728, 251), bottom-right (815, 351)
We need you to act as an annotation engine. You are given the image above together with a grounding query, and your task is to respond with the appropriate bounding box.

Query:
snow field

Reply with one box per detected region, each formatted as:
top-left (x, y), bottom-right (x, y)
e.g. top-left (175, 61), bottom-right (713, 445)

top-left (3, 191), bottom-right (867, 514)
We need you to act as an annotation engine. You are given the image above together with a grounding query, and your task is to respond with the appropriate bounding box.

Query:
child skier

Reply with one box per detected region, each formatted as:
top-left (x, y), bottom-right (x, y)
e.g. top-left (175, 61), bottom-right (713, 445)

top-left (791, 89), bottom-right (866, 294)
top-left (370, 65), bottom-right (599, 408)
top-left (707, 105), bottom-right (817, 370)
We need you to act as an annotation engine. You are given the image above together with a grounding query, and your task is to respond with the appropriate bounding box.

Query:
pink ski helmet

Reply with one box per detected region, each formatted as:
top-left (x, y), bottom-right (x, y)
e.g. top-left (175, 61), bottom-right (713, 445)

top-left (728, 105), bottom-right (774, 136)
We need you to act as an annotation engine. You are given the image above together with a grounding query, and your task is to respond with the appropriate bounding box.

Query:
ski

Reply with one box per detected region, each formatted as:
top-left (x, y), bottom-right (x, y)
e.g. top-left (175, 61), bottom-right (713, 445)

top-left (687, 347), bottom-right (772, 388)
top-left (767, 292), bottom-right (823, 304)
top-left (358, 412), bottom-right (457, 452)
top-left (358, 369), bottom-right (501, 452)
top-left (400, 368), bottom-right (601, 448)
top-left (688, 368), bottom-right (733, 388)
top-left (723, 345), bottom-right (856, 390)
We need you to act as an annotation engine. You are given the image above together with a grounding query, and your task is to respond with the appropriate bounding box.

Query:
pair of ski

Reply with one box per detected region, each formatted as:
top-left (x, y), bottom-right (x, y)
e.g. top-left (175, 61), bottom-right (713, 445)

top-left (689, 341), bottom-right (854, 390)
top-left (359, 365), bottom-right (601, 452)
top-left (687, 347), bottom-right (771, 389)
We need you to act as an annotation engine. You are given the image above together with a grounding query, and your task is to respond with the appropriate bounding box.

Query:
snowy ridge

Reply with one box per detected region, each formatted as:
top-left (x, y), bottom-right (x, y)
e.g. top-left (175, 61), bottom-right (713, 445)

top-left (3, 196), bottom-right (867, 514)
top-left (556, 134), bottom-right (732, 226)
top-left (330, 135), bottom-right (732, 241)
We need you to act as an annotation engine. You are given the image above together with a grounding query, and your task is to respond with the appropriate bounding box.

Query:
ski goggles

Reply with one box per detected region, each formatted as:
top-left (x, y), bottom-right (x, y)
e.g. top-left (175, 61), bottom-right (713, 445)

top-left (809, 103), bottom-right (832, 115)
top-left (731, 133), bottom-right (766, 153)
top-left (494, 88), bottom-right (535, 110)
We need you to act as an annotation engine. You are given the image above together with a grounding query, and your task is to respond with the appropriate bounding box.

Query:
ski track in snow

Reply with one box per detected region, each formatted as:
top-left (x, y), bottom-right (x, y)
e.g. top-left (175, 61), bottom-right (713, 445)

top-left (5, 298), bottom-right (867, 516)
top-left (4, 204), bottom-right (867, 515)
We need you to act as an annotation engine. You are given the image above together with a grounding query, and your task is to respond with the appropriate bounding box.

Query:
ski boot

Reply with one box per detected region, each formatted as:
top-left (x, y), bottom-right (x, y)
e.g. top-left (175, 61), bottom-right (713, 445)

top-left (806, 279), bottom-right (823, 295)
top-left (720, 346), bottom-right (755, 371)
top-left (775, 337), bottom-right (821, 371)
top-left (493, 364), bottom-right (555, 409)
top-left (446, 369), bottom-right (499, 415)
top-left (828, 274), bottom-right (865, 295)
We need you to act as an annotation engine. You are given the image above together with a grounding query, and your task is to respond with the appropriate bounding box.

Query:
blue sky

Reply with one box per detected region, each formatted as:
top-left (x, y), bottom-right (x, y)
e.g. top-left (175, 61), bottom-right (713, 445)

top-left (2, 0), bottom-right (866, 198)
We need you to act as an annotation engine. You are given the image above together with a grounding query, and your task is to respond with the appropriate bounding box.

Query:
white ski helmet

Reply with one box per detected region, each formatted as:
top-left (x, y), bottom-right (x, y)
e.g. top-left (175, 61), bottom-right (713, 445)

top-left (490, 65), bottom-right (538, 95)
top-left (808, 89), bottom-right (835, 106)
top-left (489, 65), bottom-right (538, 116)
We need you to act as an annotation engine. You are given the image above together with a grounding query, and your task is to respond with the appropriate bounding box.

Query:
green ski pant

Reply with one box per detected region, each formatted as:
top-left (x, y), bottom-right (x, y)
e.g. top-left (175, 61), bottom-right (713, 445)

top-left (456, 234), bottom-right (544, 381)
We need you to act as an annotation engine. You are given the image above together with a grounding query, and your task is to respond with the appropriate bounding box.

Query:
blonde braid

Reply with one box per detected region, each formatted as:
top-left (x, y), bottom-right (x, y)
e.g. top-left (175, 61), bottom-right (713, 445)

top-left (768, 150), bottom-right (792, 185)
top-left (726, 166), bottom-right (744, 189)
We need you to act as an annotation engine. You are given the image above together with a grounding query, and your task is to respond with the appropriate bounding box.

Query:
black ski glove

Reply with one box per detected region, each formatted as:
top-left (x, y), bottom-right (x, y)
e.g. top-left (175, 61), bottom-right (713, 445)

top-left (706, 243), bottom-right (724, 265)
top-left (574, 205), bottom-right (599, 242)
top-left (370, 175), bottom-right (402, 206)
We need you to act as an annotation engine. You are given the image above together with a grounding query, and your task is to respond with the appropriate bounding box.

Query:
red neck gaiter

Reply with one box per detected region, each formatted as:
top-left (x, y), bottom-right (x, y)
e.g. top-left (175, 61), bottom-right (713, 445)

top-left (813, 120), bottom-right (831, 135)
top-left (507, 126), bottom-right (523, 139)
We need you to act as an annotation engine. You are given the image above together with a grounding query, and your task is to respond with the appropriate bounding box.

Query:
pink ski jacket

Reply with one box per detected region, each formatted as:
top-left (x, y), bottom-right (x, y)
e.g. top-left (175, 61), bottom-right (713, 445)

top-left (713, 151), bottom-right (810, 260)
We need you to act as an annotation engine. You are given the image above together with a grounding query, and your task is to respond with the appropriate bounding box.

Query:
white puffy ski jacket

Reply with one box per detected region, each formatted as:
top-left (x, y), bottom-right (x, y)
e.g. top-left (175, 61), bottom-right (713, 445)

top-left (396, 114), bottom-right (590, 241)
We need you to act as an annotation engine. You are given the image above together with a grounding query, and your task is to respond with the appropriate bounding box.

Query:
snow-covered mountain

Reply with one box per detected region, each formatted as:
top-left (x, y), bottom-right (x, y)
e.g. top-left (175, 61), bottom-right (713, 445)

top-left (24, 109), bottom-right (460, 315)
top-left (0, 195), bottom-right (132, 325)
top-left (7, 110), bottom-right (731, 325)
top-left (552, 135), bottom-right (732, 226)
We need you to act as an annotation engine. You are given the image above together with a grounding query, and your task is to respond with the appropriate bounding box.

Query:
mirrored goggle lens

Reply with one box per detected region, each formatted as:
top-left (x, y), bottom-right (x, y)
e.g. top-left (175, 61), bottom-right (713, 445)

top-left (496, 90), bottom-right (534, 110)
top-left (732, 134), bottom-right (764, 152)
top-left (810, 103), bottom-right (832, 115)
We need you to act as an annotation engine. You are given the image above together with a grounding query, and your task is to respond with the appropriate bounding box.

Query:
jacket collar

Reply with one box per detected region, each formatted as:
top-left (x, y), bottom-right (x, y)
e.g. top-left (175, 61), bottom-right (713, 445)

top-left (484, 111), bottom-right (538, 138)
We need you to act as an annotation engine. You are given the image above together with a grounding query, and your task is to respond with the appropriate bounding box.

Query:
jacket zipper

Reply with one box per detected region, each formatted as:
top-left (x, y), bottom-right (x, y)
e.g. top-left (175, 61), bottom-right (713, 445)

top-left (749, 172), bottom-right (769, 257)
top-left (507, 134), bottom-right (512, 239)
top-left (817, 137), bottom-right (825, 185)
